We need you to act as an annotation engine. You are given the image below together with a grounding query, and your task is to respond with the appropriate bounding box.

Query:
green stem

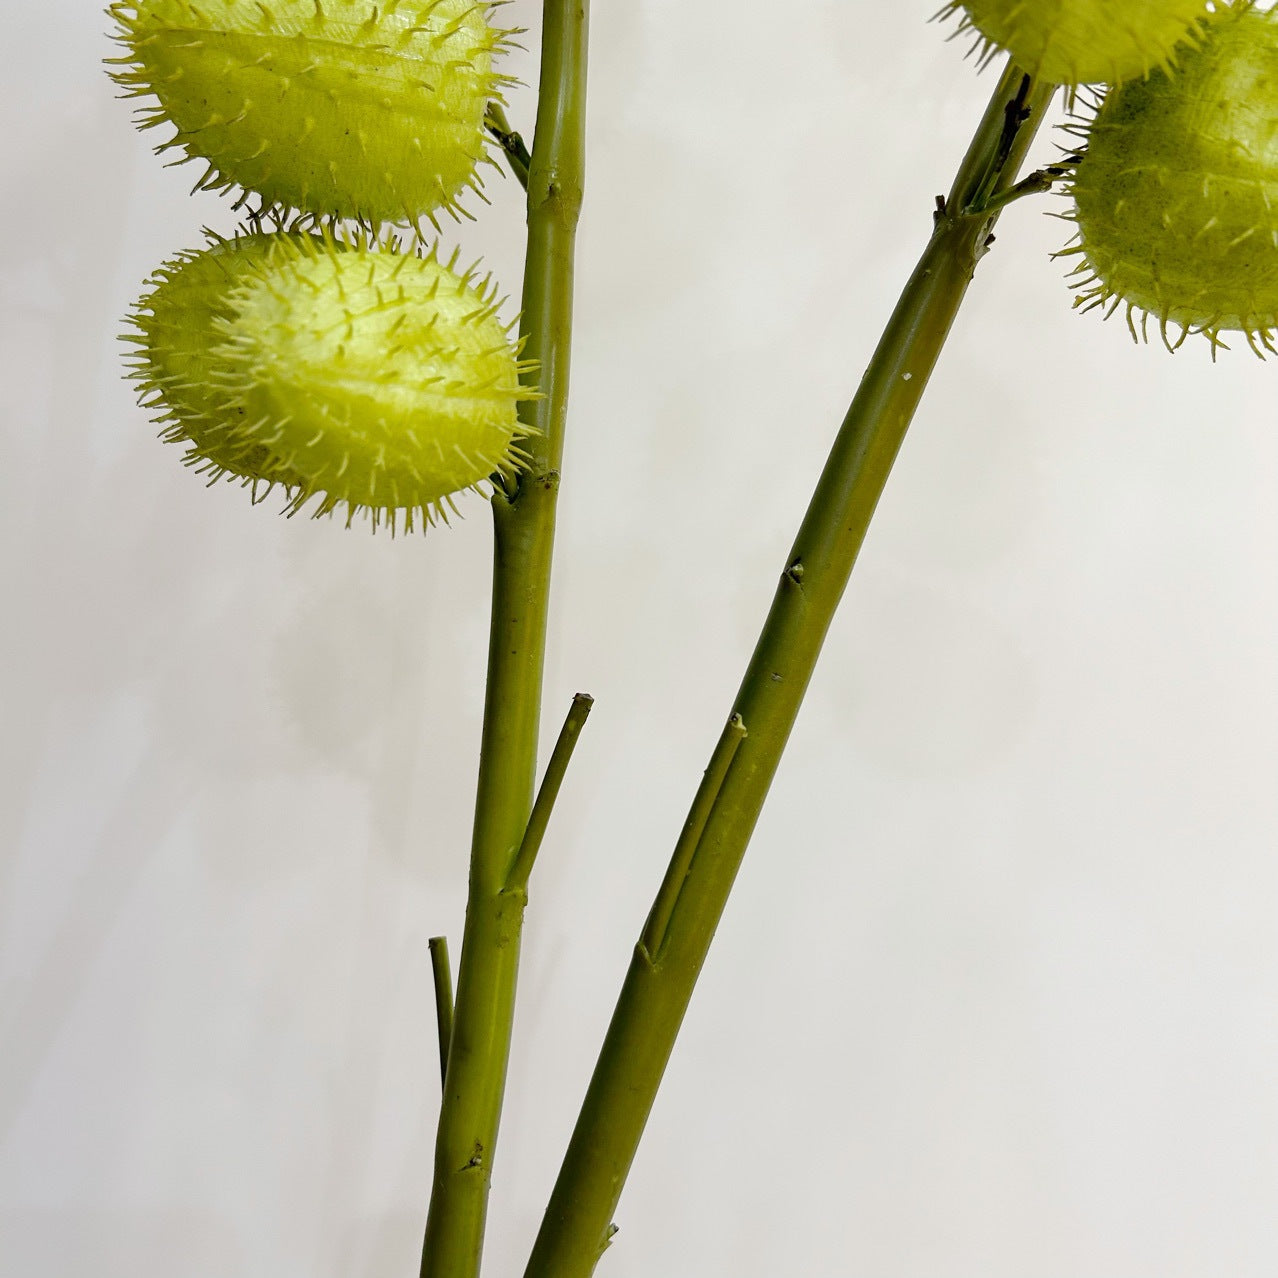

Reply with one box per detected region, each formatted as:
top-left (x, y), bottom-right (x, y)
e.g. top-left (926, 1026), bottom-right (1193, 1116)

top-left (419, 5), bottom-right (588, 1277)
top-left (522, 62), bottom-right (1054, 1278)
top-left (486, 102), bottom-right (532, 191)
top-left (428, 936), bottom-right (453, 1087)
top-left (507, 692), bottom-right (595, 893)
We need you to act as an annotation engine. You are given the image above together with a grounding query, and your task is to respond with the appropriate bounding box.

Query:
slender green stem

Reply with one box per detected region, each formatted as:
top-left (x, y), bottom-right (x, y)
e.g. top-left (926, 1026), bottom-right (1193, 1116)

top-left (507, 692), bottom-right (595, 893)
top-left (969, 149), bottom-right (1082, 215)
top-left (522, 62), bottom-right (1054, 1278)
top-left (486, 102), bottom-right (532, 191)
top-left (419, 5), bottom-right (588, 1277)
top-left (428, 937), bottom-right (453, 1086)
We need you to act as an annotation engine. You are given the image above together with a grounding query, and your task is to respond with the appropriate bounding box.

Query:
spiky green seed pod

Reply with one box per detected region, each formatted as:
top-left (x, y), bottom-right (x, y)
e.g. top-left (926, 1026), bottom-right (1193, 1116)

top-left (106, 0), bottom-right (515, 226)
top-left (1063, 2), bottom-right (1278, 354)
top-left (944, 0), bottom-right (1211, 86)
top-left (126, 230), bottom-right (536, 529)
top-left (124, 231), bottom-right (313, 494)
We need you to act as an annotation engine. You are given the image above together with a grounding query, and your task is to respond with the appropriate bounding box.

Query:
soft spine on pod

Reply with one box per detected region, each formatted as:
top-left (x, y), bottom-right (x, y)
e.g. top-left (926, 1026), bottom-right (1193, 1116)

top-left (1061, 1), bottom-right (1278, 355)
top-left (943, 0), bottom-right (1212, 86)
top-left (124, 229), bottom-right (537, 531)
top-left (106, 0), bottom-right (518, 227)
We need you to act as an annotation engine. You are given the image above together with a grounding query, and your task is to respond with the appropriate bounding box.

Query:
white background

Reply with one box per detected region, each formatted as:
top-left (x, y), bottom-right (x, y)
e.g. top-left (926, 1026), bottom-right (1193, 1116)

top-left (3, 3), bottom-right (1277, 1276)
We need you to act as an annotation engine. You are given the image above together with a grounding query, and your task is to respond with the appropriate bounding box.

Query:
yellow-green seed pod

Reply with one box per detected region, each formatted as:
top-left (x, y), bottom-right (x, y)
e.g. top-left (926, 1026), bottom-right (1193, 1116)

top-left (222, 234), bottom-right (534, 526)
top-left (944, 0), bottom-right (1211, 86)
top-left (1063, 2), bottom-right (1278, 354)
top-left (126, 230), bottom-right (536, 529)
top-left (125, 231), bottom-right (312, 493)
top-left (106, 0), bottom-right (515, 226)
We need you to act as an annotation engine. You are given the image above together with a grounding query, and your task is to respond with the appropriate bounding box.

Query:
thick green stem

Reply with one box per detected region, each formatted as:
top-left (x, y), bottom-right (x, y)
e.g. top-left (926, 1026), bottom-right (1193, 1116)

top-left (522, 63), bottom-right (1054, 1278)
top-left (419, 5), bottom-right (588, 1277)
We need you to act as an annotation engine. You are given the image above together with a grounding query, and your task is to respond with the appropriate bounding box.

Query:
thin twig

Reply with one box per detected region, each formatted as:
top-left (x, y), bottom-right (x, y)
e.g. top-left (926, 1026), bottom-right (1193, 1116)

top-left (428, 937), bottom-right (454, 1087)
top-left (506, 693), bottom-right (595, 893)
top-left (486, 102), bottom-right (532, 190)
top-left (964, 151), bottom-right (1082, 216)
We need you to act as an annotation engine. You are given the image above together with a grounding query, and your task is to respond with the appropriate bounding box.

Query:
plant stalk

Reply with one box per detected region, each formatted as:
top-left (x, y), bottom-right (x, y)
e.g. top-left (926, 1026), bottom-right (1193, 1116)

top-left (428, 936), bottom-right (453, 1086)
top-left (522, 62), bottom-right (1054, 1278)
top-left (419, 4), bottom-right (588, 1276)
top-left (507, 692), bottom-right (595, 893)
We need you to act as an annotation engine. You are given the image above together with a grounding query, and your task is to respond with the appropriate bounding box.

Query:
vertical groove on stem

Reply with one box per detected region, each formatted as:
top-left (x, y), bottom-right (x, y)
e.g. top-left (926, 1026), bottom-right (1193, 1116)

top-left (640, 714), bottom-right (747, 959)
top-left (522, 63), bottom-right (1054, 1278)
top-left (419, 5), bottom-right (589, 1277)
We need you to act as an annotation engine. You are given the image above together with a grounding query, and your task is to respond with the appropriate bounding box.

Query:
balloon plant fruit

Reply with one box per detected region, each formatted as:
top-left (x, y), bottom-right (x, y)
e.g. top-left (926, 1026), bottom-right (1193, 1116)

top-left (107, 0), bottom-right (517, 227)
top-left (944, 0), bottom-right (1212, 86)
top-left (125, 229), bottom-right (534, 530)
top-left (1062, 1), bottom-right (1278, 354)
